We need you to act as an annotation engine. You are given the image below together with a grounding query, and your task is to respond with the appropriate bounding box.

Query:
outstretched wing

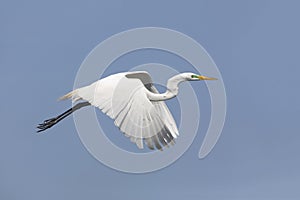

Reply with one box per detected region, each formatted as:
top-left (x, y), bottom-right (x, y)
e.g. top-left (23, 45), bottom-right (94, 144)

top-left (63, 71), bottom-right (179, 150)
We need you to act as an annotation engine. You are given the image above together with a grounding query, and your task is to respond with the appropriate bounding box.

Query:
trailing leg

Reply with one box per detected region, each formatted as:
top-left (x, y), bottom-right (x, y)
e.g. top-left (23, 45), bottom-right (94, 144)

top-left (36, 101), bottom-right (90, 133)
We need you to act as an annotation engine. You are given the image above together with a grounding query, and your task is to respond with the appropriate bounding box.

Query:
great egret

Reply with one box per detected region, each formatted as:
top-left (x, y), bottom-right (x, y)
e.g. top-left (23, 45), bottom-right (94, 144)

top-left (37, 71), bottom-right (217, 150)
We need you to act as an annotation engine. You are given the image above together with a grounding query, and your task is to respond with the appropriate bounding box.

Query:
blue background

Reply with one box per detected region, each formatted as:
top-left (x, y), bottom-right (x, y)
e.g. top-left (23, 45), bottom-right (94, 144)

top-left (1, 0), bottom-right (299, 199)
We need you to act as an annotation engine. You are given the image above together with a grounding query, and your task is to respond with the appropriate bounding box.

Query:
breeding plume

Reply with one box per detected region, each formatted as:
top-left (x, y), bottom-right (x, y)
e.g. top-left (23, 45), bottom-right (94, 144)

top-left (37, 71), bottom-right (217, 150)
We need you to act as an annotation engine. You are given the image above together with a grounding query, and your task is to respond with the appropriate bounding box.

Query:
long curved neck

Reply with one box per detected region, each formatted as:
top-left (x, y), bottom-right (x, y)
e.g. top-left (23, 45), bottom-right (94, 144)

top-left (147, 74), bottom-right (186, 101)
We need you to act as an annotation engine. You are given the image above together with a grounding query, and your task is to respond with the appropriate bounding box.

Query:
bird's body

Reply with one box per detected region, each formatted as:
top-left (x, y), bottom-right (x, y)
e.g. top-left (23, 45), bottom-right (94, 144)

top-left (37, 71), bottom-right (217, 150)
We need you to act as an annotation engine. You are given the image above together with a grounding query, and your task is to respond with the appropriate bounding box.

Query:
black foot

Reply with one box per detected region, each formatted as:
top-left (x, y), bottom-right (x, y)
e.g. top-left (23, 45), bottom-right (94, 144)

top-left (36, 117), bottom-right (59, 133)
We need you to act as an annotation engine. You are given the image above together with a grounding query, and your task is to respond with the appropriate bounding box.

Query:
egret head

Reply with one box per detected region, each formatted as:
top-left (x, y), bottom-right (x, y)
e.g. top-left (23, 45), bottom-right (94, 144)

top-left (183, 72), bottom-right (217, 81)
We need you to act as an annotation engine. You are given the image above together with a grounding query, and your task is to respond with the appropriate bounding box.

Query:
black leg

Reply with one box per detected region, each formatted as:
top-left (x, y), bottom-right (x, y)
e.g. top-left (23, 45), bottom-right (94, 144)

top-left (36, 102), bottom-right (90, 133)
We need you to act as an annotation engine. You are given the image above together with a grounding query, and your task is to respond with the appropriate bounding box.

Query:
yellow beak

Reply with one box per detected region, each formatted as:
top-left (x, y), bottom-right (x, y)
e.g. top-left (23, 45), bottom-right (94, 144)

top-left (198, 75), bottom-right (218, 80)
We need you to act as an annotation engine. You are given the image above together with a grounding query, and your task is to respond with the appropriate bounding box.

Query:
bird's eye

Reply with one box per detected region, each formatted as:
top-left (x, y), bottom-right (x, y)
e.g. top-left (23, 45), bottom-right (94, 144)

top-left (191, 75), bottom-right (198, 78)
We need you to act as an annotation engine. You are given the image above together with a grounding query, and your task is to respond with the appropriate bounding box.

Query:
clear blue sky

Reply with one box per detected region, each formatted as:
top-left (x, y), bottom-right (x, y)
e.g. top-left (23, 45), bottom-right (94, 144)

top-left (1, 0), bottom-right (299, 199)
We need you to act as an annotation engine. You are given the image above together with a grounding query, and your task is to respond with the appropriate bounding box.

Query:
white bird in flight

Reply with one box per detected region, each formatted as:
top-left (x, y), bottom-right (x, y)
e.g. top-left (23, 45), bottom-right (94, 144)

top-left (37, 71), bottom-right (217, 150)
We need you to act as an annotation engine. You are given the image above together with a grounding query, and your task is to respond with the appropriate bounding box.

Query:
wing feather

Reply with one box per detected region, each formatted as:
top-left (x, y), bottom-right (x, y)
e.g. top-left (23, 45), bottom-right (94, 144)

top-left (64, 71), bottom-right (179, 150)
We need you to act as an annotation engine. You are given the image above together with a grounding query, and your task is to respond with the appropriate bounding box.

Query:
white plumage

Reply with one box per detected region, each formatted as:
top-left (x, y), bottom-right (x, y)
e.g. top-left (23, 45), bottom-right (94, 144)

top-left (38, 71), bottom-right (217, 150)
top-left (61, 71), bottom-right (178, 150)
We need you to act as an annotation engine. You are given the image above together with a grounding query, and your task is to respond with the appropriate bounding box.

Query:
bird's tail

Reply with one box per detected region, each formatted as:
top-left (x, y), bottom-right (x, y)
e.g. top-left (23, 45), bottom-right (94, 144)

top-left (58, 89), bottom-right (80, 101)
